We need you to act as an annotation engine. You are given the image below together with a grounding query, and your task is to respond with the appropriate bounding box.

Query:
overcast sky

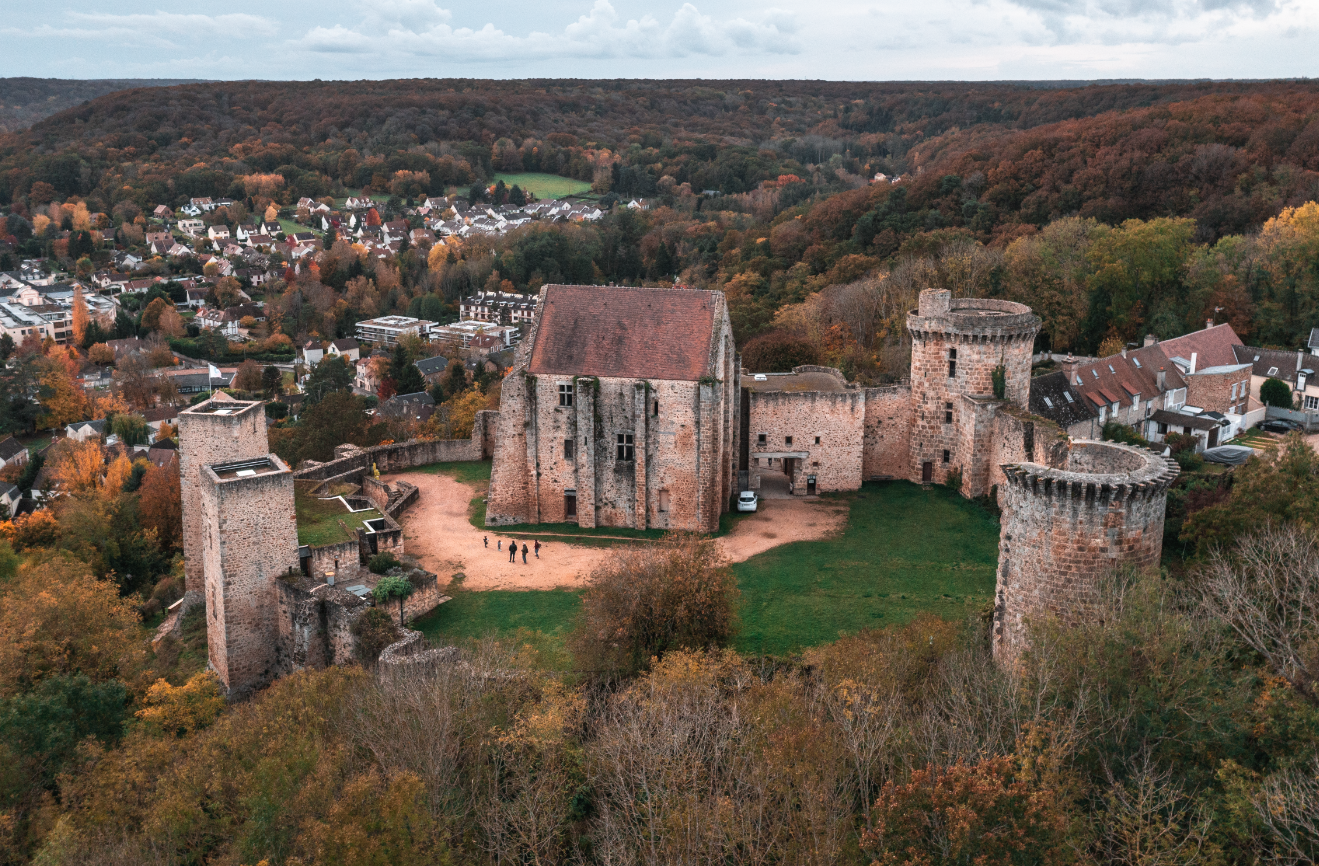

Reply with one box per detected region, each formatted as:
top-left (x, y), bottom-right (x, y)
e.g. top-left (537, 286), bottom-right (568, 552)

top-left (2, 0), bottom-right (1316, 81)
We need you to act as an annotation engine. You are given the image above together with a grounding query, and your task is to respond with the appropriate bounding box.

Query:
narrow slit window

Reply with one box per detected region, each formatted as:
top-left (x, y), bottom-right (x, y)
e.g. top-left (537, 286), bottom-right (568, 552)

top-left (942, 449), bottom-right (950, 464)
top-left (653, 399), bottom-right (659, 416)
top-left (944, 401), bottom-right (953, 423)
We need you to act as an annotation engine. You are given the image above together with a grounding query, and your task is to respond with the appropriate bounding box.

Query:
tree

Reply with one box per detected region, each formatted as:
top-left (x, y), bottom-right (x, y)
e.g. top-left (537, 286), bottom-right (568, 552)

top-left (114, 354), bottom-right (158, 411)
top-left (87, 343), bottom-right (115, 366)
top-left (570, 534), bottom-right (740, 676)
top-left (424, 388), bottom-right (486, 440)
top-left (268, 391), bottom-right (386, 466)
top-left (862, 755), bottom-right (1072, 866)
top-left (1260, 377), bottom-right (1294, 409)
top-left (232, 359), bottom-right (264, 392)
top-left (741, 330), bottom-right (821, 372)
top-left (71, 285), bottom-right (90, 347)
top-left (140, 297), bottom-right (170, 333)
top-left (262, 364), bottom-right (283, 396)
top-left (303, 354), bottom-right (354, 404)
top-left (138, 463), bottom-right (182, 551)
top-left (391, 343), bottom-right (426, 395)
top-left (109, 413), bottom-right (149, 446)
top-left (1202, 526), bottom-right (1319, 705)
top-left (508, 184), bottom-right (526, 206)
top-left (35, 357), bottom-right (87, 429)
top-left (0, 556), bottom-right (142, 695)
top-left (135, 672), bottom-right (225, 737)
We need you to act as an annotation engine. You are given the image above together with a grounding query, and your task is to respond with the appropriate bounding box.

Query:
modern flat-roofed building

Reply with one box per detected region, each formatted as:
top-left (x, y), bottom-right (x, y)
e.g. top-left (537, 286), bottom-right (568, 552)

top-left (354, 315), bottom-right (437, 347)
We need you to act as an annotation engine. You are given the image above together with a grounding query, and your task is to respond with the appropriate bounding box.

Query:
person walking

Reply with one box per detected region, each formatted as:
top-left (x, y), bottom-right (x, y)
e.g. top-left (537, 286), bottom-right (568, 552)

top-left (497, 539), bottom-right (502, 552)
top-left (483, 536), bottom-right (488, 548)
top-left (534, 540), bottom-right (540, 558)
top-left (521, 543), bottom-right (528, 564)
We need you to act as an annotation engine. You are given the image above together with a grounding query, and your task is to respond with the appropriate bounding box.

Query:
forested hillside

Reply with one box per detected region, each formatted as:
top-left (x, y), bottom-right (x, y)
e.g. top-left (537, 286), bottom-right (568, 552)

top-left (0, 78), bottom-right (203, 134)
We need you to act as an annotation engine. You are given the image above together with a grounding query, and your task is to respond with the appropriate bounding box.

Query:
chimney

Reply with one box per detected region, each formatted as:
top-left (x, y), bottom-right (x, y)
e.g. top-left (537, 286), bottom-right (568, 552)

top-left (1121, 346), bottom-right (1127, 358)
top-left (1206, 319), bottom-right (1214, 330)
top-left (1144, 334), bottom-right (1157, 347)
top-left (1299, 350), bottom-right (1305, 384)
top-left (1157, 367), bottom-right (1167, 390)
top-left (1190, 352), bottom-right (1197, 375)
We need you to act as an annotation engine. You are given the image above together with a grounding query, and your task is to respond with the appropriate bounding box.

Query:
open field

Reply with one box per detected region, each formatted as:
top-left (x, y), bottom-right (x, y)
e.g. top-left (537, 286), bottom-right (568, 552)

top-left (409, 477), bottom-right (1000, 660)
top-left (494, 172), bottom-right (593, 200)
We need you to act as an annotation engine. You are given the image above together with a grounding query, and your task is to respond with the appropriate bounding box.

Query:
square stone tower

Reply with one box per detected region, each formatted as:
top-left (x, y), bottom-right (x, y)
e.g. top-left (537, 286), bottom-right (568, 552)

top-left (179, 399), bottom-right (271, 594)
top-left (200, 453), bottom-right (299, 694)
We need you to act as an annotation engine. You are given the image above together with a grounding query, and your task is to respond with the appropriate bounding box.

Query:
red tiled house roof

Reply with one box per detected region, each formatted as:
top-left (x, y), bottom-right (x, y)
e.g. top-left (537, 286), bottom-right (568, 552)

top-left (1154, 323), bottom-right (1243, 370)
top-left (528, 285), bottom-right (719, 381)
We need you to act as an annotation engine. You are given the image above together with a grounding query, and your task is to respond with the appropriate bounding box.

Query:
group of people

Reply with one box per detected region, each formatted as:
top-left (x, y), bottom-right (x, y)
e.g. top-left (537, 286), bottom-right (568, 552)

top-left (485, 536), bottom-right (540, 563)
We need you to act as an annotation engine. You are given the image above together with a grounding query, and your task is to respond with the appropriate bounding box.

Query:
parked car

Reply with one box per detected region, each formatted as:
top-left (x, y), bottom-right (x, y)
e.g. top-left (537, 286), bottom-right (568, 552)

top-left (736, 490), bottom-right (759, 512)
top-left (1257, 419), bottom-right (1302, 433)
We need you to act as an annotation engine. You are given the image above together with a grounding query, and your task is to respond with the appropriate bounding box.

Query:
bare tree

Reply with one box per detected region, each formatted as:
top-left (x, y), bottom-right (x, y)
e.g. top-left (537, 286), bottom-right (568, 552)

top-left (1252, 759), bottom-right (1319, 865)
top-left (1202, 526), bottom-right (1319, 704)
top-left (1096, 749), bottom-right (1212, 866)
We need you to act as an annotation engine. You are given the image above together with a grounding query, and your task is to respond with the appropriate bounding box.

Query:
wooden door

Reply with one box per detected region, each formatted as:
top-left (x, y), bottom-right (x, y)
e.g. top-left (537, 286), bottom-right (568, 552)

top-left (564, 493), bottom-right (577, 518)
top-left (922, 461), bottom-right (933, 483)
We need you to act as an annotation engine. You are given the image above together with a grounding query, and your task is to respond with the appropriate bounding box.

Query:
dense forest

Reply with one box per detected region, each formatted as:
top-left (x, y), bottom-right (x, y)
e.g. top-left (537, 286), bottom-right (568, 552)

top-left (0, 79), bottom-right (203, 135)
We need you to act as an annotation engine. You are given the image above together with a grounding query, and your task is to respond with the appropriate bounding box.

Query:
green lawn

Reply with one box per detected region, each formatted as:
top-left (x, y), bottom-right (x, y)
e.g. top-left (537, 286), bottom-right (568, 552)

top-left (732, 482), bottom-right (1000, 656)
top-left (495, 173), bottom-right (593, 200)
top-left (294, 483), bottom-right (382, 546)
top-left (411, 480), bottom-right (1002, 661)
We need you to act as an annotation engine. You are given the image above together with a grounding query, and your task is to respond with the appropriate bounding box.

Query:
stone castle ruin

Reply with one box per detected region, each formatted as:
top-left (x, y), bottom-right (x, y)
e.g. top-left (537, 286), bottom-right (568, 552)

top-left (174, 284), bottom-right (1181, 694)
top-left (994, 440), bottom-right (1179, 661)
top-left (176, 397), bottom-right (452, 696)
top-left (488, 284), bottom-right (1179, 662)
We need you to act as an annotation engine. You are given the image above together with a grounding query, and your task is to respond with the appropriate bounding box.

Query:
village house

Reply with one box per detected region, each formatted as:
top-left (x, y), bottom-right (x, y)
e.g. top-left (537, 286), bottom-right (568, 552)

top-left (65, 419), bottom-right (107, 443)
top-left (327, 337), bottom-right (360, 363)
top-left (460, 290), bottom-right (537, 326)
top-left (302, 340), bottom-right (324, 367)
top-left (0, 436), bottom-right (29, 471)
top-left (1234, 345), bottom-right (1319, 410)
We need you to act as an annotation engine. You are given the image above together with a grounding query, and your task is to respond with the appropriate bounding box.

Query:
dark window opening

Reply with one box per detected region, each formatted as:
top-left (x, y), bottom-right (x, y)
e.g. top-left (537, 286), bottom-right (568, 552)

top-left (949, 348), bottom-right (957, 359)
top-left (942, 449), bottom-right (950, 463)
top-left (944, 401), bottom-right (953, 423)
top-left (814, 436), bottom-right (821, 445)
top-left (558, 384), bottom-right (573, 406)
top-left (563, 439), bottom-right (574, 460)
top-left (757, 433), bottom-right (766, 445)
top-left (653, 399), bottom-right (659, 416)
top-left (949, 360), bottom-right (957, 377)
top-left (616, 433), bottom-right (634, 461)
top-left (785, 435), bottom-right (793, 446)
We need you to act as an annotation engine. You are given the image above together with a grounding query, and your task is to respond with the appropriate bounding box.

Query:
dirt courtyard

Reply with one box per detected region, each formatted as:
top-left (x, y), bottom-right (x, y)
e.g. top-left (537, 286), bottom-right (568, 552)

top-left (384, 471), bottom-right (848, 591)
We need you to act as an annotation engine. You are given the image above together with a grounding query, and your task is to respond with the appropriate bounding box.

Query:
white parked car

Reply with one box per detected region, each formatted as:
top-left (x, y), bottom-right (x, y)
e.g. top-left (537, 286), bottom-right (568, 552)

top-left (736, 491), bottom-right (758, 512)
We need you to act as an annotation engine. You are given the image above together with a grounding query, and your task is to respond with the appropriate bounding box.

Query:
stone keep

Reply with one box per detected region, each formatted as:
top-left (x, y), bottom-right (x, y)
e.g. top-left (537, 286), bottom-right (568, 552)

top-left (487, 284), bottom-right (739, 533)
top-left (179, 399), bottom-right (272, 594)
top-left (200, 451), bottom-right (300, 695)
top-left (993, 440), bottom-right (1179, 662)
top-left (906, 289), bottom-right (1038, 494)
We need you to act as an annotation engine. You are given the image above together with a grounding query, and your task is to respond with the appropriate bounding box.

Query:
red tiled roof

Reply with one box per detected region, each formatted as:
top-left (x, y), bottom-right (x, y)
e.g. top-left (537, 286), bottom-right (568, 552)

top-left (529, 285), bottom-right (718, 381)
top-left (1155, 323), bottom-right (1243, 369)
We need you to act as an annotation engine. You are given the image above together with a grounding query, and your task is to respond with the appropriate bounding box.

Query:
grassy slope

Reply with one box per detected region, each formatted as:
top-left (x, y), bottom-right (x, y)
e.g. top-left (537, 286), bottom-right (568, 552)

top-left (494, 173), bottom-right (593, 200)
top-left (411, 480), bottom-right (1001, 660)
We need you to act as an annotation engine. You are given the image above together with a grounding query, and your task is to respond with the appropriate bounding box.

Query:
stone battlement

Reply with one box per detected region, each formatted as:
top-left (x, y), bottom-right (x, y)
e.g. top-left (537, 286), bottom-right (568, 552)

top-left (908, 290), bottom-right (1039, 343)
top-left (1000, 440), bottom-right (1179, 505)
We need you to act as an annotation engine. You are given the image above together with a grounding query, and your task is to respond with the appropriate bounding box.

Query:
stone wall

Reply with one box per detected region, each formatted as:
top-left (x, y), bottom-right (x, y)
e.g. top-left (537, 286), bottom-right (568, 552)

top-left (180, 399), bottom-right (271, 594)
top-left (862, 385), bottom-right (914, 480)
top-left (201, 457), bottom-right (300, 696)
top-left (304, 538), bottom-right (363, 583)
top-left (993, 441), bottom-right (1179, 662)
top-left (1186, 368), bottom-right (1251, 415)
top-left (292, 410), bottom-right (499, 482)
top-left (748, 389), bottom-right (866, 493)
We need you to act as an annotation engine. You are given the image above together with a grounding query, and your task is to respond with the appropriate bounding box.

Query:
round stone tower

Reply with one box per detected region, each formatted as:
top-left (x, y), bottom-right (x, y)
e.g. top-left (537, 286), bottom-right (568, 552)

top-left (993, 440), bottom-right (1179, 662)
top-left (906, 289), bottom-right (1039, 488)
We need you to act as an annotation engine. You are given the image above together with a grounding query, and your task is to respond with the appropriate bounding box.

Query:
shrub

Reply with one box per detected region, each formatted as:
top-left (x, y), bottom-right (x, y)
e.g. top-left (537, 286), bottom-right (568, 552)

top-left (944, 466), bottom-right (963, 493)
top-left (1175, 450), bottom-right (1205, 472)
top-left (570, 534), bottom-right (740, 677)
top-left (1259, 376), bottom-right (1293, 409)
top-left (1102, 421), bottom-right (1152, 448)
top-left (1164, 432), bottom-right (1199, 455)
top-left (350, 606), bottom-right (402, 665)
top-left (369, 553), bottom-right (402, 575)
top-left (991, 364), bottom-right (1006, 399)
